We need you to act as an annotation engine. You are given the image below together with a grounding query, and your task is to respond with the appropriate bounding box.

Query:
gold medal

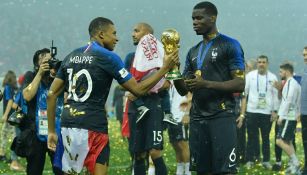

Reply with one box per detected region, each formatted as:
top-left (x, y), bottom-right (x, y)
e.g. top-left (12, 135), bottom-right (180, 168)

top-left (195, 70), bottom-right (202, 76)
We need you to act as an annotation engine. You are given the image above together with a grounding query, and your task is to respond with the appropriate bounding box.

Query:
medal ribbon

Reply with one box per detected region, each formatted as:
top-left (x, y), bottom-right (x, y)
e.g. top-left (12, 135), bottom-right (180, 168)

top-left (197, 41), bottom-right (213, 71)
top-left (257, 72), bottom-right (268, 93)
top-left (196, 33), bottom-right (220, 71)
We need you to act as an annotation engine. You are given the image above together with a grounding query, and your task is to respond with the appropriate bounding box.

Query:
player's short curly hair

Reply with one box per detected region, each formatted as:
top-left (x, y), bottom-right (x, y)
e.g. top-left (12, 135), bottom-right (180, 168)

top-left (193, 1), bottom-right (218, 16)
top-left (88, 17), bottom-right (114, 37)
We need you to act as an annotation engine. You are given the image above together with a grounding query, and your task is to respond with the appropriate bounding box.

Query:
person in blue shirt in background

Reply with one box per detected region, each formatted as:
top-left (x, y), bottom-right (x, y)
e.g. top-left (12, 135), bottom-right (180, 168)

top-left (0, 71), bottom-right (18, 165)
top-left (21, 48), bottom-right (63, 175)
top-left (7, 74), bottom-right (27, 171)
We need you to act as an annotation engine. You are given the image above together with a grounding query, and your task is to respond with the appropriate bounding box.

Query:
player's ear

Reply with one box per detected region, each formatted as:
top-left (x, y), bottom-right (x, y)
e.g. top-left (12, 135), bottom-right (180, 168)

top-left (98, 31), bottom-right (104, 40)
top-left (210, 16), bottom-right (217, 23)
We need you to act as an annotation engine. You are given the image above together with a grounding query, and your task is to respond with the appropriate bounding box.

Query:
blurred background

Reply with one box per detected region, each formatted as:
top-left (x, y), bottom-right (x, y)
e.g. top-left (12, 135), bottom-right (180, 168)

top-left (0, 0), bottom-right (306, 105)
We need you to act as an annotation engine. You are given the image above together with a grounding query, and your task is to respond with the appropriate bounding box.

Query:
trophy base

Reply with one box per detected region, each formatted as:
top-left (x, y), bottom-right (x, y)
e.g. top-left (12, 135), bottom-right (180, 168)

top-left (166, 71), bottom-right (182, 80)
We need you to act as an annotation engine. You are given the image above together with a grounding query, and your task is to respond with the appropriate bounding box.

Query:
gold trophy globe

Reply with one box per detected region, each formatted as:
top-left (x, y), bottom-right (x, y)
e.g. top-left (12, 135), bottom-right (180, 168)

top-left (161, 29), bottom-right (182, 80)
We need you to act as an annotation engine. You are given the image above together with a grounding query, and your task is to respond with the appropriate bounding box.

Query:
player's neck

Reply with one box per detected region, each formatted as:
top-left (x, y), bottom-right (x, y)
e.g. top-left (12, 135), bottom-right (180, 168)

top-left (203, 27), bottom-right (218, 43)
top-left (90, 37), bottom-right (104, 47)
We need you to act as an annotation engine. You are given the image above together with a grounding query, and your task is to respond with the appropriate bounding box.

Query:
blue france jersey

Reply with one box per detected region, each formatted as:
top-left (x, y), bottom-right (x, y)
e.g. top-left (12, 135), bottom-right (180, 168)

top-left (183, 34), bottom-right (245, 119)
top-left (56, 41), bottom-right (132, 133)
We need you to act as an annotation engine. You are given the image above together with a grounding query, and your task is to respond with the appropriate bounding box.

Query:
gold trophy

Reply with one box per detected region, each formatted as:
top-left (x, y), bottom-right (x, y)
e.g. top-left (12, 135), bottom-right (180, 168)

top-left (161, 29), bottom-right (182, 80)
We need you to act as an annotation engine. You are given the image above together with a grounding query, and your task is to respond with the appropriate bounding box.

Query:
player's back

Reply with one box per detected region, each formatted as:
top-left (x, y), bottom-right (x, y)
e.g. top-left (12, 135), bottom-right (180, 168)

top-left (57, 41), bottom-right (131, 132)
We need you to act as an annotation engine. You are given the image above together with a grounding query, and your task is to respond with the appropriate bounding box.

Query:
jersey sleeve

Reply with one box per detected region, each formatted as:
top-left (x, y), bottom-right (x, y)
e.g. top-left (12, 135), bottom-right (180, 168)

top-left (227, 39), bottom-right (245, 71)
top-left (106, 54), bottom-right (132, 84)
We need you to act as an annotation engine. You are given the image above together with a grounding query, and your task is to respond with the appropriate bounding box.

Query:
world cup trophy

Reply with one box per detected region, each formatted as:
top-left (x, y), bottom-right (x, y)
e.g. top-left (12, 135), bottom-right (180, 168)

top-left (161, 29), bottom-right (182, 80)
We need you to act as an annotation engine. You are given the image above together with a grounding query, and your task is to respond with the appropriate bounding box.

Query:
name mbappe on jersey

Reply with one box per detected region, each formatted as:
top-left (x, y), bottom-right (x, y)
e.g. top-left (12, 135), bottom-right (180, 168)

top-left (56, 41), bottom-right (132, 132)
top-left (69, 55), bottom-right (93, 64)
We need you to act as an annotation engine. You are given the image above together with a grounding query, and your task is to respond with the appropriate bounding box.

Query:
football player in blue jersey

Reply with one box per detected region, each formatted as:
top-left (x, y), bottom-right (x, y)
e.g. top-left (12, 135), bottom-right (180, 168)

top-left (47, 17), bottom-right (178, 175)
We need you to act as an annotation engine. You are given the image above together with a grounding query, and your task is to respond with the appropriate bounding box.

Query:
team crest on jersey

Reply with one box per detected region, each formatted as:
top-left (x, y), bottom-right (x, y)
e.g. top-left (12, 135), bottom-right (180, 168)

top-left (119, 68), bottom-right (129, 79)
top-left (211, 48), bottom-right (218, 62)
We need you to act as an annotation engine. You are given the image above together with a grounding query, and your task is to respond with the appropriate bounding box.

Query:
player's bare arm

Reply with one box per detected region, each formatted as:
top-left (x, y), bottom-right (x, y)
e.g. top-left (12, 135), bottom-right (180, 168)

top-left (47, 78), bottom-right (65, 133)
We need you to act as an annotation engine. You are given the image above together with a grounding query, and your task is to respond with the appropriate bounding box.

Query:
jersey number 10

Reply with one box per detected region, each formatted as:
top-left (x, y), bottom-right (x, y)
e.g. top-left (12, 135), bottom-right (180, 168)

top-left (67, 68), bottom-right (93, 102)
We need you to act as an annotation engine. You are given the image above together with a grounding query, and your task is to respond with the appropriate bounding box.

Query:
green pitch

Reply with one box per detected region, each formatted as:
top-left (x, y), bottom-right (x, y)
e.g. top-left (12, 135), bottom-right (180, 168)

top-left (0, 119), bottom-right (304, 175)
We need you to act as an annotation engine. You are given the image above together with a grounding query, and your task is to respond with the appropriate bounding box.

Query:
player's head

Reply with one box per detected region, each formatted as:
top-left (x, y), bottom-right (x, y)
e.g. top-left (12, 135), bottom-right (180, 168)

top-left (89, 17), bottom-right (118, 51)
top-left (132, 22), bottom-right (154, 45)
top-left (279, 63), bottom-right (294, 80)
top-left (192, 1), bottom-right (218, 35)
top-left (256, 55), bottom-right (269, 74)
top-left (303, 46), bottom-right (307, 64)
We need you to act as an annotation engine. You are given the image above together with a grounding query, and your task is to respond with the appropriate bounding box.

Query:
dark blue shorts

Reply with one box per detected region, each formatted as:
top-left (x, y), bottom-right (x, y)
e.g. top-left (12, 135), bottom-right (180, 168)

top-left (168, 123), bottom-right (189, 143)
top-left (277, 120), bottom-right (297, 142)
top-left (189, 112), bottom-right (237, 174)
top-left (134, 95), bottom-right (164, 153)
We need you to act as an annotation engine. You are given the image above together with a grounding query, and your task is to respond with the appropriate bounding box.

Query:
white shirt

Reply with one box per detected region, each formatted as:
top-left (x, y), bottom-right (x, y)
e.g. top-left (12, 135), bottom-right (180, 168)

top-left (245, 70), bottom-right (279, 115)
top-left (169, 86), bottom-right (188, 123)
top-left (278, 77), bottom-right (301, 120)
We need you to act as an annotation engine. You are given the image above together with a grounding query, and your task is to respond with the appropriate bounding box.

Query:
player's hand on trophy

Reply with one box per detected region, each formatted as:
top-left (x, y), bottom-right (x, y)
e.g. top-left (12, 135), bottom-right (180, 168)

top-left (162, 48), bottom-right (179, 71)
